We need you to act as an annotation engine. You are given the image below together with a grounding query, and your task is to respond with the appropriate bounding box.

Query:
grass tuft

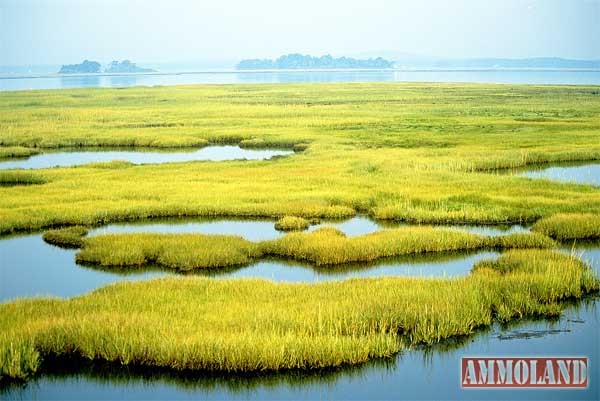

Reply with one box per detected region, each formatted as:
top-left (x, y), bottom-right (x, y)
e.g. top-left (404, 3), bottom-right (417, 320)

top-left (274, 216), bottom-right (311, 231)
top-left (0, 171), bottom-right (48, 187)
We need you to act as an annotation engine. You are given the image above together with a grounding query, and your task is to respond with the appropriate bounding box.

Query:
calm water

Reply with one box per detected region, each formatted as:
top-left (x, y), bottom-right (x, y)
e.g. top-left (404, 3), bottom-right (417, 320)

top-left (2, 298), bottom-right (597, 401)
top-left (0, 233), bottom-right (495, 303)
top-left (91, 216), bottom-right (529, 240)
top-left (0, 216), bottom-right (533, 302)
top-left (1, 70), bottom-right (600, 91)
top-left (0, 146), bottom-right (292, 170)
top-left (514, 162), bottom-right (600, 187)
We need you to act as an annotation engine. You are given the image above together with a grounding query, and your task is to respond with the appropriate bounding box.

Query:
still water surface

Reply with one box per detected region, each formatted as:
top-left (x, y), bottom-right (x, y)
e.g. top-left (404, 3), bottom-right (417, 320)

top-left (0, 146), bottom-right (292, 170)
top-left (2, 69), bottom-right (600, 91)
top-left (0, 216), bottom-right (533, 302)
top-left (514, 162), bottom-right (600, 187)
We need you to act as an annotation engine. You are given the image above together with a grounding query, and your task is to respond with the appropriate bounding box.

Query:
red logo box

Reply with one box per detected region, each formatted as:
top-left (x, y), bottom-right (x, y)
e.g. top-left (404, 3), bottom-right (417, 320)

top-left (461, 357), bottom-right (588, 388)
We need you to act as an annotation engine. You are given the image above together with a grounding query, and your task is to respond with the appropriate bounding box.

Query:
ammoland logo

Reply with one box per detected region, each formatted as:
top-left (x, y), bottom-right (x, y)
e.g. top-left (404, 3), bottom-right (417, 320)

top-left (461, 357), bottom-right (588, 388)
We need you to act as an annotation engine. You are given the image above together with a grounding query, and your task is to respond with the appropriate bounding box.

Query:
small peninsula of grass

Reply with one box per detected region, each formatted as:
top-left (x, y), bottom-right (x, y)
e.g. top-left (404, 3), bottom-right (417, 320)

top-left (262, 227), bottom-right (555, 266)
top-left (533, 213), bottom-right (600, 241)
top-left (1, 249), bottom-right (597, 381)
top-left (42, 226), bottom-right (89, 249)
top-left (274, 216), bottom-right (311, 231)
top-left (72, 228), bottom-right (556, 271)
top-left (0, 146), bottom-right (39, 160)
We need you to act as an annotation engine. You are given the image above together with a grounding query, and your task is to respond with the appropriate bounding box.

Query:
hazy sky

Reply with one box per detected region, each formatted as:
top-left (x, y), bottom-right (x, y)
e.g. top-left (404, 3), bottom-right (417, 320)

top-left (1, 0), bottom-right (599, 65)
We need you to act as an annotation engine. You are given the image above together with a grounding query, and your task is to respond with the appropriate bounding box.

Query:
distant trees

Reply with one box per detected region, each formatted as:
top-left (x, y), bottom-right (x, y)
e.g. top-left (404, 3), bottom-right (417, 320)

top-left (58, 60), bottom-right (155, 74)
top-left (237, 54), bottom-right (394, 70)
top-left (104, 60), bottom-right (155, 73)
top-left (58, 60), bottom-right (101, 74)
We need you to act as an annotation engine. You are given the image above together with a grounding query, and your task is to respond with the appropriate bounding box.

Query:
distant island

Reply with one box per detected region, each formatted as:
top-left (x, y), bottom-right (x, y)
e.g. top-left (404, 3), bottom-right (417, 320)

top-left (236, 54), bottom-right (394, 70)
top-left (58, 60), bottom-right (155, 74)
top-left (104, 60), bottom-right (155, 73)
top-left (58, 60), bottom-right (101, 74)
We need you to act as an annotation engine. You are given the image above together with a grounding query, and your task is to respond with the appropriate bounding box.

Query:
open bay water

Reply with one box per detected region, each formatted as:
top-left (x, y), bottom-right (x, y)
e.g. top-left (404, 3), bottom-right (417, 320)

top-left (1, 69), bottom-right (599, 91)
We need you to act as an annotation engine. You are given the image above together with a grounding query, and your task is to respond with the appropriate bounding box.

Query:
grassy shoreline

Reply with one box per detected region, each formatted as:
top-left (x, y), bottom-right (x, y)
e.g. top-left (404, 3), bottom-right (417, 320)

top-left (68, 227), bottom-right (557, 271)
top-left (1, 249), bottom-right (597, 381)
top-left (1, 83), bottom-right (600, 234)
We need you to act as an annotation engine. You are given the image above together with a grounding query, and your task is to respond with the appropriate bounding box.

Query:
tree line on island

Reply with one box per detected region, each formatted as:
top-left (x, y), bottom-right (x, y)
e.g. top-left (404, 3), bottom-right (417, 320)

top-left (58, 60), bottom-right (155, 74)
top-left (236, 54), bottom-right (395, 70)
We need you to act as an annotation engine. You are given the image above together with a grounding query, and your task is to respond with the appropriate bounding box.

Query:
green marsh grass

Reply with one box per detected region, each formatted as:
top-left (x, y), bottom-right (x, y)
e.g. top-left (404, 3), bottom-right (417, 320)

top-left (274, 216), bottom-right (311, 231)
top-left (1, 249), bottom-right (597, 380)
top-left (42, 226), bottom-right (89, 249)
top-left (0, 146), bottom-right (39, 160)
top-left (0, 171), bottom-right (47, 187)
top-left (1, 83), bottom-right (600, 234)
top-left (76, 233), bottom-right (262, 271)
top-left (262, 227), bottom-right (556, 266)
top-left (533, 213), bottom-right (600, 240)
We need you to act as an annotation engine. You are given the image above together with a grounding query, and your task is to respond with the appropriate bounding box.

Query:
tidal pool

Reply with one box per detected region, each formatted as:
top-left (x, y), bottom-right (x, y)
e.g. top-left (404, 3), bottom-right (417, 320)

top-left (0, 216), bottom-right (538, 302)
top-left (503, 161), bottom-right (600, 187)
top-left (89, 217), bottom-right (283, 242)
top-left (0, 230), bottom-right (497, 302)
top-left (91, 215), bottom-right (529, 240)
top-left (2, 297), bottom-right (597, 401)
top-left (0, 146), bottom-right (293, 169)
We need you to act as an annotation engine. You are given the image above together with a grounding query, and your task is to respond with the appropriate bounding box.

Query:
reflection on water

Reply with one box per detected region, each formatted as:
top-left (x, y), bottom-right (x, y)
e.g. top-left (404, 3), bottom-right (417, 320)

top-left (0, 146), bottom-right (293, 170)
top-left (198, 251), bottom-right (499, 282)
top-left (2, 70), bottom-right (600, 91)
top-left (90, 217), bottom-right (283, 242)
top-left (501, 161), bottom-right (600, 187)
top-left (308, 216), bottom-right (382, 236)
top-left (92, 216), bottom-right (529, 241)
top-left (380, 220), bottom-right (529, 237)
top-left (2, 297), bottom-right (597, 401)
top-left (0, 234), bottom-right (168, 302)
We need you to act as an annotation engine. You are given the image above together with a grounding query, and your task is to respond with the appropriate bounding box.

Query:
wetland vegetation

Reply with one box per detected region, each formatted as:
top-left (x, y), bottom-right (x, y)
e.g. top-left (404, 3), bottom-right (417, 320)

top-left (69, 226), bottom-right (555, 271)
top-left (274, 216), bottom-right (312, 231)
top-left (1, 83), bottom-right (600, 234)
top-left (1, 82), bottom-right (599, 384)
top-left (1, 249), bottom-right (597, 381)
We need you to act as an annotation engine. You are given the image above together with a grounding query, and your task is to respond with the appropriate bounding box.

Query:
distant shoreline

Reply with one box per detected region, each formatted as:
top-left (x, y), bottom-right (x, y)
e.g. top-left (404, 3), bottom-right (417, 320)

top-left (2, 68), bottom-right (600, 80)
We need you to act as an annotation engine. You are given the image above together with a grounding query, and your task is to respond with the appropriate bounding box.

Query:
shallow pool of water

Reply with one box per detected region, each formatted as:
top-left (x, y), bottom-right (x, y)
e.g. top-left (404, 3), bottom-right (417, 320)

top-left (197, 251), bottom-right (499, 282)
top-left (0, 234), bottom-right (168, 302)
top-left (90, 217), bottom-right (284, 242)
top-left (2, 297), bottom-right (597, 401)
top-left (93, 215), bottom-right (530, 240)
top-left (504, 161), bottom-right (600, 187)
top-left (0, 146), bottom-right (293, 169)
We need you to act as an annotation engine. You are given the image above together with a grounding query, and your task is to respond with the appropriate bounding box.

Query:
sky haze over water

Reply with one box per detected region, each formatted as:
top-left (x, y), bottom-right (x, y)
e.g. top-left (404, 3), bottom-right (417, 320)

top-left (1, 0), bottom-right (599, 67)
